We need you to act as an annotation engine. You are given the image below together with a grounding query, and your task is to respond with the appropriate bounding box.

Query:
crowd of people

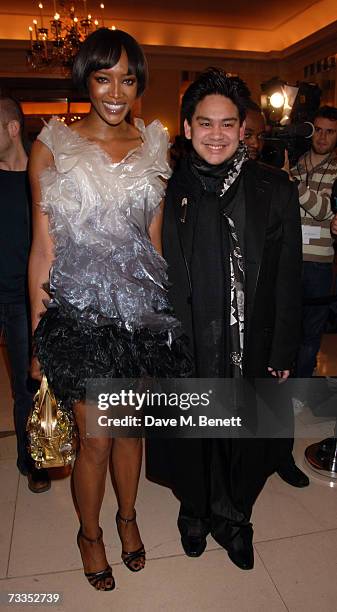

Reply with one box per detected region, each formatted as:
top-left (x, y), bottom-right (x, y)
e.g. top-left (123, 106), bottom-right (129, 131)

top-left (1, 27), bottom-right (337, 592)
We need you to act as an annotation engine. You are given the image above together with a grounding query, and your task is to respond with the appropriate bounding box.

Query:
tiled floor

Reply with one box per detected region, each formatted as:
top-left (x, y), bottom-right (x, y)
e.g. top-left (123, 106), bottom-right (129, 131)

top-left (1, 338), bottom-right (337, 611)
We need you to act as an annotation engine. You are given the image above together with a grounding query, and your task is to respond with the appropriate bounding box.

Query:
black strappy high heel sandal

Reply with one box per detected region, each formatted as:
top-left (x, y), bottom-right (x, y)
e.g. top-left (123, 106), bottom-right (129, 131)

top-left (116, 510), bottom-right (146, 572)
top-left (77, 526), bottom-right (115, 591)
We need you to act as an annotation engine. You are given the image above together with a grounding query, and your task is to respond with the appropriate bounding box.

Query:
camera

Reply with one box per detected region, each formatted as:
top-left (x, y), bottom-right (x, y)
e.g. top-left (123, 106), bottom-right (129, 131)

top-left (261, 122), bottom-right (313, 168)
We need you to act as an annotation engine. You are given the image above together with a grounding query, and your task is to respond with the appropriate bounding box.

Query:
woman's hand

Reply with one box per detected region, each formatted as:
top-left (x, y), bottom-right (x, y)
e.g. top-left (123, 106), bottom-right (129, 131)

top-left (30, 355), bottom-right (43, 381)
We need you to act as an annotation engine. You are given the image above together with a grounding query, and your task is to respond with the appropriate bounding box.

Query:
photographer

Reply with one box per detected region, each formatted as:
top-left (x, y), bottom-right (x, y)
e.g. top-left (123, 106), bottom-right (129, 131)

top-left (290, 106), bottom-right (337, 379)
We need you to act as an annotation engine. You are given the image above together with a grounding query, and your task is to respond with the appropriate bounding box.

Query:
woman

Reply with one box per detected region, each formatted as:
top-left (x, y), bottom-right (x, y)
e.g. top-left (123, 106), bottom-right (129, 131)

top-left (28, 28), bottom-right (190, 592)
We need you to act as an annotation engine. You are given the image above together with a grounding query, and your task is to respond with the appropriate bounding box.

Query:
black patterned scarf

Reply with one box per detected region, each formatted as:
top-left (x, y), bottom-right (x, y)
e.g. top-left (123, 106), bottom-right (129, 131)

top-left (189, 142), bottom-right (248, 377)
top-left (189, 141), bottom-right (248, 195)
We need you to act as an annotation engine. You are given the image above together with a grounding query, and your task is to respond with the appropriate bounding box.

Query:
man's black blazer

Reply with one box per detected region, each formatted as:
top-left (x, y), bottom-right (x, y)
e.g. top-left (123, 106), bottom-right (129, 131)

top-left (162, 158), bottom-right (302, 377)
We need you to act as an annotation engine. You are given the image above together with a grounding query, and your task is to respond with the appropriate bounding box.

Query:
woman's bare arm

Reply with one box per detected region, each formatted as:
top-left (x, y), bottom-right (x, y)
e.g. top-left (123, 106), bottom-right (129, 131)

top-left (148, 201), bottom-right (164, 255)
top-left (28, 139), bottom-right (55, 336)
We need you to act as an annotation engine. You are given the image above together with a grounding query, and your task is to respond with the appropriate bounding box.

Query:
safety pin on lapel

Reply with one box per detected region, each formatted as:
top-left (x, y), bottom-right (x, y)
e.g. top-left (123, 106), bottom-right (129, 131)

top-left (180, 197), bottom-right (188, 223)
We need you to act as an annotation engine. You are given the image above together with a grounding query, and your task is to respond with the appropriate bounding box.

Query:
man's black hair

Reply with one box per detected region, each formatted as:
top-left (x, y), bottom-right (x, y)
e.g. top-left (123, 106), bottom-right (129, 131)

top-left (314, 105), bottom-right (337, 122)
top-left (181, 68), bottom-right (251, 126)
top-left (72, 28), bottom-right (148, 96)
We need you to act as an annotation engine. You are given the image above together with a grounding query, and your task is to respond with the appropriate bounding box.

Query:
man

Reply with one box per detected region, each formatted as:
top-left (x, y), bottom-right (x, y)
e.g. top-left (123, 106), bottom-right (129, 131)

top-left (0, 97), bottom-right (50, 493)
top-left (291, 106), bottom-right (337, 379)
top-left (244, 100), bottom-right (309, 489)
top-left (244, 100), bottom-right (266, 160)
top-left (148, 69), bottom-right (302, 570)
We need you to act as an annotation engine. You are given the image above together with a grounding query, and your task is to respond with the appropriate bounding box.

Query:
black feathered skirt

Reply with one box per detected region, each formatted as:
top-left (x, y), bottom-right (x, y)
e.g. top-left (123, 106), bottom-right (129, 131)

top-left (33, 303), bottom-right (192, 409)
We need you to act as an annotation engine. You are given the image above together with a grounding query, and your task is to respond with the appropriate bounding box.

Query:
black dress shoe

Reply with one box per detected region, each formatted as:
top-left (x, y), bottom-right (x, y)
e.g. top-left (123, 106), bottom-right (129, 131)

top-left (277, 463), bottom-right (310, 488)
top-left (177, 513), bottom-right (209, 558)
top-left (180, 533), bottom-right (207, 558)
top-left (27, 468), bottom-right (51, 493)
top-left (211, 518), bottom-right (254, 570)
top-left (226, 524), bottom-right (254, 570)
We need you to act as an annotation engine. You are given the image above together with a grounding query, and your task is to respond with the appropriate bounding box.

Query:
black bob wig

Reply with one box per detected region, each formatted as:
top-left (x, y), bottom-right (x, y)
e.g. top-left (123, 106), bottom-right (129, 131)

top-left (72, 28), bottom-right (148, 97)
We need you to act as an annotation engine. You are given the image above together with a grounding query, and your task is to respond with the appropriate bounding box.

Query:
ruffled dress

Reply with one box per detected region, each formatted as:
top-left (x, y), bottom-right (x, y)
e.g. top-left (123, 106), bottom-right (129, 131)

top-left (34, 117), bottom-right (191, 407)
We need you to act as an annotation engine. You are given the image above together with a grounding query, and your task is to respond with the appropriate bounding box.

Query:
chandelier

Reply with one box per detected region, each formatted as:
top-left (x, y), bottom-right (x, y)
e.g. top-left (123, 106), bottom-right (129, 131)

top-left (27, 1), bottom-right (114, 71)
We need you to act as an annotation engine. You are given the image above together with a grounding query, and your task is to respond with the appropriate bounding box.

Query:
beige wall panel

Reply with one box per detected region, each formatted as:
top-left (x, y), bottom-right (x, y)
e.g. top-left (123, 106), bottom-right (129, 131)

top-left (142, 68), bottom-right (181, 139)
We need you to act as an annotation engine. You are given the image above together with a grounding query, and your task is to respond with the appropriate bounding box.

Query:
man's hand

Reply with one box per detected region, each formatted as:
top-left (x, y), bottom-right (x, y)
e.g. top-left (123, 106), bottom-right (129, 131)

top-left (267, 367), bottom-right (290, 382)
top-left (282, 150), bottom-right (297, 182)
top-left (330, 213), bottom-right (337, 235)
top-left (282, 149), bottom-right (291, 175)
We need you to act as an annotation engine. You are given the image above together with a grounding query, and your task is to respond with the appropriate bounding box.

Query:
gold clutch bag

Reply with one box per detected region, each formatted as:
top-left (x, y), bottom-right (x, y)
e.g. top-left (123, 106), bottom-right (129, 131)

top-left (27, 375), bottom-right (76, 469)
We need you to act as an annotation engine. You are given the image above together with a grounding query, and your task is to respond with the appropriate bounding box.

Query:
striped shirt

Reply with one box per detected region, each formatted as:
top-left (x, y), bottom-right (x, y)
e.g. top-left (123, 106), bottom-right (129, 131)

top-left (291, 151), bottom-right (337, 262)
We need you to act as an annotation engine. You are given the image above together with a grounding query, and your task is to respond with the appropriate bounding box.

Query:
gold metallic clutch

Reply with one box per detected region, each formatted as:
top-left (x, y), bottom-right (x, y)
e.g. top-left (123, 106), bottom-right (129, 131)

top-left (27, 375), bottom-right (76, 469)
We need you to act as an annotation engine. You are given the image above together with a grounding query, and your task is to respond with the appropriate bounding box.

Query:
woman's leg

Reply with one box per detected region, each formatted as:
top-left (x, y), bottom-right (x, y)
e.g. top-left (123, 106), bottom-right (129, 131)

top-left (72, 401), bottom-right (114, 589)
top-left (110, 437), bottom-right (145, 569)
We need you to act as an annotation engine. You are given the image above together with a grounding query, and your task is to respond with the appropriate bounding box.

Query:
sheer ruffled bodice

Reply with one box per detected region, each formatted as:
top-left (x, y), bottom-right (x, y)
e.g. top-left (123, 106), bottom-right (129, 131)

top-left (37, 117), bottom-right (176, 332)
